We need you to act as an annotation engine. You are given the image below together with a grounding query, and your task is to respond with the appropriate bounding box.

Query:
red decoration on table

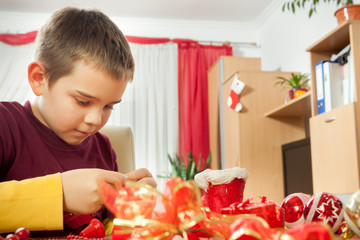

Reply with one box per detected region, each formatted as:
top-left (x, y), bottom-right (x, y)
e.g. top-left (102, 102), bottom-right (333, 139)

top-left (79, 218), bottom-right (105, 238)
top-left (4, 227), bottom-right (30, 240)
top-left (229, 216), bottom-right (275, 240)
top-left (228, 216), bottom-right (333, 240)
top-left (98, 177), bottom-right (207, 239)
top-left (194, 167), bottom-right (249, 214)
top-left (98, 179), bottom-right (157, 220)
top-left (14, 227), bottom-right (30, 240)
top-left (221, 196), bottom-right (285, 228)
top-left (64, 213), bottom-right (94, 229)
top-left (204, 178), bottom-right (246, 214)
top-left (4, 234), bottom-right (19, 240)
top-left (280, 222), bottom-right (333, 240)
top-left (98, 177), bottom-right (337, 240)
top-left (67, 234), bottom-right (106, 240)
top-left (304, 192), bottom-right (344, 232)
top-left (280, 192), bottom-right (311, 228)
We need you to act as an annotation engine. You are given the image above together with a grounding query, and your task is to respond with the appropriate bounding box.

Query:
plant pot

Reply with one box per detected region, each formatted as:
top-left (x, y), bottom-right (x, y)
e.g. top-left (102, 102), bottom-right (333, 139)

top-left (335, 4), bottom-right (360, 25)
top-left (289, 88), bottom-right (308, 100)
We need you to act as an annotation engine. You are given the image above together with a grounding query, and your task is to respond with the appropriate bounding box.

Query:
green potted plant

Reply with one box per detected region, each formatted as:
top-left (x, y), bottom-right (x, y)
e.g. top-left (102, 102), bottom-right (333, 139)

top-left (282, 0), bottom-right (360, 24)
top-left (157, 151), bottom-right (211, 180)
top-left (275, 73), bottom-right (310, 100)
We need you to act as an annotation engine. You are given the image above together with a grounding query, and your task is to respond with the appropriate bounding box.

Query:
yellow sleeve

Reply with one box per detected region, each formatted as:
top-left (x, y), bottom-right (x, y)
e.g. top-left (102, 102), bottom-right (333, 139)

top-left (0, 173), bottom-right (63, 233)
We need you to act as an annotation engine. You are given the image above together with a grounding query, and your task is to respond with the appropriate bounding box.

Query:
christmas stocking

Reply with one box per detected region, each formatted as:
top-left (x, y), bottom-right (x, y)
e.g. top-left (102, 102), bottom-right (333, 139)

top-left (227, 75), bottom-right (245, 112)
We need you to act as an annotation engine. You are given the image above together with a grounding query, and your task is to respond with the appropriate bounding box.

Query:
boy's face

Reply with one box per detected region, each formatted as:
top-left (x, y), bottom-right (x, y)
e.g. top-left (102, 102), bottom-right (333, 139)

top-left (32, 61), bottom-right (128, 145)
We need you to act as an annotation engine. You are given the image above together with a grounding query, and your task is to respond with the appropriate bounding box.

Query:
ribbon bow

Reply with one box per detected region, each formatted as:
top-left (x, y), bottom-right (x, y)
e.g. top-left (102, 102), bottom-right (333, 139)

top-left (98, 177), bottom-right (208, 239)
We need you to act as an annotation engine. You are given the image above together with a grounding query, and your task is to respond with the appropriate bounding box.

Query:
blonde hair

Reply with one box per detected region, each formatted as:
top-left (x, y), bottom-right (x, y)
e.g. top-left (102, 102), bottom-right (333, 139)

top-left (35, 7), bottom-right (134, 88)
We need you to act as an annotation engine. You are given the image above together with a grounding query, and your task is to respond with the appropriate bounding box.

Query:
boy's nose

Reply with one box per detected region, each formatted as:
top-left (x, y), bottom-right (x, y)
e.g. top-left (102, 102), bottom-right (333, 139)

top-left (84, 108), bottom-right (102, 126)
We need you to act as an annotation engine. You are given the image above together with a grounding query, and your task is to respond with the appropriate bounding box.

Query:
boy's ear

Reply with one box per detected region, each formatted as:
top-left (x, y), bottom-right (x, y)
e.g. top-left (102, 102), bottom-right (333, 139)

top-left (28, 61), bottom-right (47, 96)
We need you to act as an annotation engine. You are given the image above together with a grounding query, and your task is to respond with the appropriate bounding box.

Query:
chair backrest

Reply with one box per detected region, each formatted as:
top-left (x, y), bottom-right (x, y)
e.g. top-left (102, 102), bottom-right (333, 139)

top-left (100, 126), bottom-right (135, 174)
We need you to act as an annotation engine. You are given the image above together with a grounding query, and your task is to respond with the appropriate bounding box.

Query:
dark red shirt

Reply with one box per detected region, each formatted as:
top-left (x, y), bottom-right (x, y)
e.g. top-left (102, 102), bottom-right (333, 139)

top-left (0, 101), bottom-right (118, 234)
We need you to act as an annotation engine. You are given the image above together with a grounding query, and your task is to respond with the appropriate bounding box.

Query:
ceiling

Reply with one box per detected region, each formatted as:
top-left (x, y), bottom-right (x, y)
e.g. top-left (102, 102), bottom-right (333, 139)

top-left (0, 0), bottom-right (282, 24)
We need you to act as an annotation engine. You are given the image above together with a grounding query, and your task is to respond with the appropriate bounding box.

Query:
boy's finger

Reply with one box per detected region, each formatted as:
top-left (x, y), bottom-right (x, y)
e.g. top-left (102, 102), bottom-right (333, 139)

top-left (126, 168), bottom-right (153, 180)
top-left (138, 177), bottom-right (157, 188)
top-left (101, 171), bottom-right (126, 184)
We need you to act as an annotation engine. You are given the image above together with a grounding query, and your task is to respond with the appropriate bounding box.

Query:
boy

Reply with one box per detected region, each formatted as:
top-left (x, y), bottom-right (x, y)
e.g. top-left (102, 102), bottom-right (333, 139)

top-left (0, 7), bottom-right (156, 235)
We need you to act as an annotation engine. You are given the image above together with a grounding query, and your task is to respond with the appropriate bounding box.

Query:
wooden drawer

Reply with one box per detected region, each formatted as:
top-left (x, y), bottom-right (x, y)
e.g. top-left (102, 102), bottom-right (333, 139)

top-left (310, 102), bottom-right (359, 194)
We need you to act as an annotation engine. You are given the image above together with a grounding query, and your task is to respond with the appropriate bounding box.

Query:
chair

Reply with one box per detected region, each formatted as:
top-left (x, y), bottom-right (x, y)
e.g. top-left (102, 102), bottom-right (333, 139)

top-left (100, 126), bottom-right (135, 174)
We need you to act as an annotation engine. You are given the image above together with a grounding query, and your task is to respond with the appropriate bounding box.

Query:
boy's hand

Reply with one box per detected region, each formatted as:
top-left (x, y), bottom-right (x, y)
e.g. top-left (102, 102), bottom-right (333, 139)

top-left (61, 168), bottom-right (126, 214)
top-left (126, 168), bottom-right (157, 188)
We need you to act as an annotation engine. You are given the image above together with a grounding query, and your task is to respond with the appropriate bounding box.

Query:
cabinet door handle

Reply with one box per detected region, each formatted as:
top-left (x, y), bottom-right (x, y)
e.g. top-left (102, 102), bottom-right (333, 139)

top-left (325, 116), bottom-right (336, 122)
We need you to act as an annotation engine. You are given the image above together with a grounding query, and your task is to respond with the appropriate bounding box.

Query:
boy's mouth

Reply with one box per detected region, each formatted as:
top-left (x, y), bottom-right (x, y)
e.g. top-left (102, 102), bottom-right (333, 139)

top-left (75, 129), bottom-right (91, 138)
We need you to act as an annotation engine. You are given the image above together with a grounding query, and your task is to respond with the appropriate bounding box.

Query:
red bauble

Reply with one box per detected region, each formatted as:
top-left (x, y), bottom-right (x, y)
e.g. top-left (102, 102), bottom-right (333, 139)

top-left (5, 234), bottom-right (19, 240)
top-left (303, 192), bottom-right (344, 232)
top-left (14, 227), bottom-right (30, 240)
top-left (281, 193), bottom-right (310, 228)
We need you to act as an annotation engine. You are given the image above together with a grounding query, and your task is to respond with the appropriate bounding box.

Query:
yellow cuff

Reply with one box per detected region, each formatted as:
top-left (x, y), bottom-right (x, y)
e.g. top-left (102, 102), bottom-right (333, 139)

top-left (0, 173), bottom-right (63, 233)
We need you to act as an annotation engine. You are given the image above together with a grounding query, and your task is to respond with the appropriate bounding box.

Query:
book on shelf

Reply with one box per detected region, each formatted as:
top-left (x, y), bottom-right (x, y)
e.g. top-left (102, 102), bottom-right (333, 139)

top-left (323, 61), bottom-right (344, 112)
top-left (331, 44), bottom-right (355, 105)
top-left (347, 53), bottom-right (355, 104)
top-left (315, 59), bottom-right (352, 114)
top-left (315, 61), bottom-right (326, 114)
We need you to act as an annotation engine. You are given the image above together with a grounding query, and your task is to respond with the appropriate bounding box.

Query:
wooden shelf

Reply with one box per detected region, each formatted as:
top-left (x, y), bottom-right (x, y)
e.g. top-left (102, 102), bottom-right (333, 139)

top-left (264, 91), bottom-right (311, 117)
top-left (306, 20), bottom-right (352, 53)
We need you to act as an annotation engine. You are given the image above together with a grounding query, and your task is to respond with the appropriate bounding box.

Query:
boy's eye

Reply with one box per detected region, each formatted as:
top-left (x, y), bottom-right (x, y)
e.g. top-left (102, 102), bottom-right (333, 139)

top-left (105, 105), bottom-right (114, 110)
top-left (75, 98), bottom-right (89, 105)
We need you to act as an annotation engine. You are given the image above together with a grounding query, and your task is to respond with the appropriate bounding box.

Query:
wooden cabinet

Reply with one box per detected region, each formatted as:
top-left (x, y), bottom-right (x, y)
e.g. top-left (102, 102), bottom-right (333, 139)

top-left (207, 56), bottom-right (261, 169)
top-left (310, 103), bottom-right (358, 193)
top-left (207, 56), bottom-right (312, 202)
top-left (221, 71), bottom-right (306, 203)
top-left (307, 20), bottom-right (360, 194)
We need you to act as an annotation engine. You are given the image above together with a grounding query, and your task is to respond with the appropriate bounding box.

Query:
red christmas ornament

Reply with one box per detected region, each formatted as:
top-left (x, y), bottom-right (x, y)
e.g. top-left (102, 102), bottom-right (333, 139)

top-left (227, 75), bottom-right (245, 112)
top-left (14, 227), bottom-right (30, 240)
top-left (4, 234), bottom-right (19, 240)
top-left (79, 218), bottom-right (105, 238)
top-left (303, 192), bottom-right (344, 232)
top-left (280, 193), bottom-right (311, 228)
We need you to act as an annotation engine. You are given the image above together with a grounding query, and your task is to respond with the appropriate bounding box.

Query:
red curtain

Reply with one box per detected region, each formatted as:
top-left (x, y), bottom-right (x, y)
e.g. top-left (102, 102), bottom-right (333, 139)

top-left (173, 39), bottom-right (232, 169)
top-left (0, 31), bottom-right (37, 46)
top-left (202, 44), bottom-right (233, 69)
top-left (126, 36), bottom-right (170, 44)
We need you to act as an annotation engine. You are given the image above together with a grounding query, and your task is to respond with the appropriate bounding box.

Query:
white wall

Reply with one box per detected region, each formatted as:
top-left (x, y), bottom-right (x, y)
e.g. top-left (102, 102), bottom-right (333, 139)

top-left (259, 2), bottom-right (340, 74)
